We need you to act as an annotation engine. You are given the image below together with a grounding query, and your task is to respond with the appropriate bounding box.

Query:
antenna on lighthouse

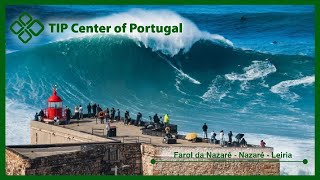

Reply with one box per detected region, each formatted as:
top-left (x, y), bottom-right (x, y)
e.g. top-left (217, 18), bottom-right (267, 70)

top-left (53, 85), bottom-right (57, 95)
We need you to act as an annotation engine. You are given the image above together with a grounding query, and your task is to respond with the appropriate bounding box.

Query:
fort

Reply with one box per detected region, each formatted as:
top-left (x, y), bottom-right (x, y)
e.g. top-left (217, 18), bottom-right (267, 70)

top-left (5, 88), bottom-right (280, 175)
top-left (6, 119), bottom-right (280, 175)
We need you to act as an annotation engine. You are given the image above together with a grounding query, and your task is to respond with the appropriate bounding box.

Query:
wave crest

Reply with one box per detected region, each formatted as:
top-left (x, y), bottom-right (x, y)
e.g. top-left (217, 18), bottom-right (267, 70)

top-left (55, 9), bottom-right (233, 56)
top-left (225, 60), bottom-right (277, 81)
top-left (270, 75), bottom-right (315, 101)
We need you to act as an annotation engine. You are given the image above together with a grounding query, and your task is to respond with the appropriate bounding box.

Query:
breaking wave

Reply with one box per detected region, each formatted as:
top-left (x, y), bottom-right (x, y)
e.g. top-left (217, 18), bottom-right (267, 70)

top-left (270, 75), bottom-right (315, 102)
top-left (6, 12), bottom-right (314, 175)
top-left (225, 60), bottom-right (277, 81)
top-left (52, 9), bottom-right (233, 57)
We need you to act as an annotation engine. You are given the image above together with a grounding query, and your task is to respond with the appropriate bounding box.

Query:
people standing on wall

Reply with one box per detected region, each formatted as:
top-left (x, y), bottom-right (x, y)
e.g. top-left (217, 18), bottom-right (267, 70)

top-left (153, 113), bottom-right (160, 124)
top-left (202, 123), bottom-right (208, 138)
top-left (87, 103), bottom-right (92, 118)
top-left (79, 105), bottom-right (83, 120)
top-left (39, 109), bottom-right (44, 121)
top-left (98, 111), bottom-right (105, 124)
top-left (135, 112), bottom-right (142, 126)
top-left (124, 111), bottom-right (131, 125)
top-left (117, 109), bottom-right (120, 121)
top-left (260, 140), bottom-right (266, 148)
top-left (74, 106), bottom-right (79, 120)
top-left (117, 109), bottom-right (121, 121)
top-left (92, 103), bottom-right (97, 117)
top-left (163, 114), bottom-right (169, 126)
top-left (210, 130), bottom-right (216, 143)
top-left (66, 106), bottom-right (71, 124)
top-left (127, 111), bottom-right (131, 124)
top-left (228, 131), bottom-right (233, 143)
top-left (111, 108), bottom-right (115, 120)
top-left (124, 111), bottom-right (128, 125)
top-left (220, 130), bottom-right (224, 146)
top-left (34, 113), bottom-right (39, 121)
top-left (105, 108), bottom-right (110, 121)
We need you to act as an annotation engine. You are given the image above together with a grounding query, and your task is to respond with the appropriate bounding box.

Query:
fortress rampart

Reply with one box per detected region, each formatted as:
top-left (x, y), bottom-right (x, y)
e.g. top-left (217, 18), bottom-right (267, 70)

top-left (6, 120), bottom-right (280, 175)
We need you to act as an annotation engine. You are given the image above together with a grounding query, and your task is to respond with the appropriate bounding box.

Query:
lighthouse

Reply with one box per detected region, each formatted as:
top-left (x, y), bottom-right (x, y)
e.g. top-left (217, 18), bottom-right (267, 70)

top-left (47, 85), bottom-right (63, 120)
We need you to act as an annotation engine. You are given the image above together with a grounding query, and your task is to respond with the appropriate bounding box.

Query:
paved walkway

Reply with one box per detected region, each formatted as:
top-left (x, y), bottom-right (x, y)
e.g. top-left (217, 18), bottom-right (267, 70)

top-left (63, 118), bottom-right (223, 147)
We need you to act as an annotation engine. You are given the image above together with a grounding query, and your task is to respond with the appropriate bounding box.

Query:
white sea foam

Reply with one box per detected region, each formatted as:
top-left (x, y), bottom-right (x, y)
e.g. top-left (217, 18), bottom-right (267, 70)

top-left (270, 75), bottom-right (314, 102)
top-left (51, 9), bottom-right (233, 57)
top-left (178, 129), bottom-right (314, 175)
top-left (160, 90), bottom-right (168, 98)
top-left (271, 75), bottom-right (314, 94)
top-left (6, 49), bottom-right (18, 54)
top-left (155, 51), bottom-right (200, 95)
top-left (174, 77), bottom-right (187, 95)
top-left (170, 63), bottom-right (201, 85)
top-left (58, 78), bottom-right (93, 104)
top-left (157, 51), bottom-right (201, 86)
top-left (6, 98), bottom-right (38, 145)
top-left (244, 133), bottom-right (314, 175)
top-left (201, 75), bottom-right (230, 102)
top-left (225, 60), bottom-right (276, 81)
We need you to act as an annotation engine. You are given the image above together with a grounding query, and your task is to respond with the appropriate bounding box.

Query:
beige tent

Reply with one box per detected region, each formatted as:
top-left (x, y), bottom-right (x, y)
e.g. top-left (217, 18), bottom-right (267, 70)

top-left (185, 133), bottom-right (197, 140)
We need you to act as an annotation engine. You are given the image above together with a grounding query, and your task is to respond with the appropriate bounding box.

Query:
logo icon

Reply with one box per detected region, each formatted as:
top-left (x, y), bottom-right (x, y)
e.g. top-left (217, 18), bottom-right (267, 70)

top-left (10, 12), bottom-right (44, 44)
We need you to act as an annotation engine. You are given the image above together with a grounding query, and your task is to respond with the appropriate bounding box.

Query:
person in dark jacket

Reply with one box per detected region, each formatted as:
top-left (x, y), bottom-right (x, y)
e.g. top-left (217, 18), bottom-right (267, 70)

top-left (87, 103), bottom-right (92, 118)
top-left (153, 113), bottom-right (160, 124)
top-left (34, 113), bottom-right (39, 121)
top-left (105, 108), bottom-right (110, 120)
top-left (39, 109), bottom-right (45, 121)
top-left (135, 112), bottom-right (142, 126)
top-left (92, 103), bottom-right (97, 117)
top-left (66, 107), bottom-right (71, 124)
top-left (240, 138), bottom-right (247, 147)
top-left (124, 111), bottom-right (131, 125)
top-left (116, 109), bottom-right (120, 121)
top-left (111, 108), bottom-right (115, 120)
top-left (202, 123), bottom-right (208, 138)
top-left (228, 131), bottom-right (233, 143)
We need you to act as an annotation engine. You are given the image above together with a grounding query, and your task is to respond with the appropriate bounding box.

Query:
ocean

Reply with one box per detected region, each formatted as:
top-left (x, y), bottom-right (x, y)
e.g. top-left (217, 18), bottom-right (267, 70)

top-left (5, 5), bottom-right (314, 175)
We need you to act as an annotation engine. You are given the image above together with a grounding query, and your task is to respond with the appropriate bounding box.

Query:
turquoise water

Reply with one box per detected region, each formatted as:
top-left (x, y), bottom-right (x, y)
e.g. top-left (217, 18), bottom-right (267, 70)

top-left (6, 5), bottom-right (314, 175)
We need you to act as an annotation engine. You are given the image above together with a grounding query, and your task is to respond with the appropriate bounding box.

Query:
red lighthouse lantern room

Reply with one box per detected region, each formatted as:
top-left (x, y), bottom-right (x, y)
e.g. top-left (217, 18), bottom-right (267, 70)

top-left (47, 85), bottom-right (63, 120)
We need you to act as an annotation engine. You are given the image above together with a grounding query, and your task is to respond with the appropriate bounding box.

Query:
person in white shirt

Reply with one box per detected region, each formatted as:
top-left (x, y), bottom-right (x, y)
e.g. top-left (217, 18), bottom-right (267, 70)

top-left (220, 130), bottom-right (224, 146)
top-left (74, 106), bottom-right (79, 120)
top-left (79, 105), bottom-right (83, 119)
